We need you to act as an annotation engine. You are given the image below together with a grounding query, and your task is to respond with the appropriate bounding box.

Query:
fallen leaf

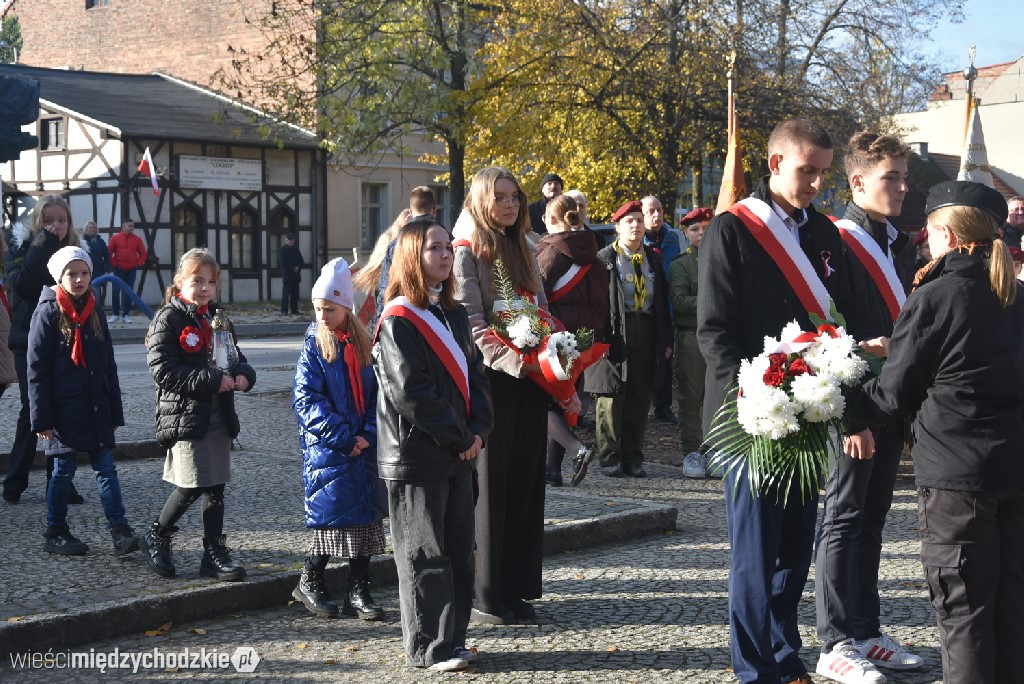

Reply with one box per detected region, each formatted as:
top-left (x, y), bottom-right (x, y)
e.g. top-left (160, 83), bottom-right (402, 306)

top-left (574, 574), bottom-right (585, 580)
top-left (144, 631), bottom-right (163, 637)
top-left (230, 614), bottom-right (243, 619)
top-left (287, 600), bottom-right (297, 607)
top-left (604, 501), bottom-right (618, 506)
top-left (164, 667), bottom-right (180, 673)
top-left (323, 658), bottom-right (336, 665)
top-left (606, 646), bottom-right (619, 652)
top-left (188, 628), bottom-right (207, 635)
top-left (6, 616), bottom-right (24, 622)
top-left (663, 530), bottom-right (674, 535)
top-left (345, 646), bottom-right (359, 652)
top-left (257, 563), bottom-right (274, 568)
top-left (157, 622), bottom-right (173, 632)
top-left (297, 643), bottom-right (308, 650)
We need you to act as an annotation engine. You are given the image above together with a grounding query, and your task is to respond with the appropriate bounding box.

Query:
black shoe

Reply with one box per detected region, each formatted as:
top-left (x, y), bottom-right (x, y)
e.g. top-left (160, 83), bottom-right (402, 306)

top-left (570, 446), bottom-right (594, 487)
top-left (43, 525), bottom-right (88, 555)
top-left (143, 521), bottom-right (177, 578)
top-left (653, 407), bottom-right (678, 423)
top-left (2, 490), bottom-right (19, 504)
top-left (622, 464), bottom-right (647, 478)
top-left (507, 598), bottom-right (536, 621)
top-left (67, 487), bottom-right (85, 505)
top-left (600, 465), bottom-right (623, 477)
top-left (292, 567), bottom-right (339, 618)
top-left (545, 471), bottom-right (563, 487)
top-left (200, 535), bottom-right (246, 581)
top-left (342, 576), bottom-right (384, 620)
top-left (110, 523), bottom-right (140, 556)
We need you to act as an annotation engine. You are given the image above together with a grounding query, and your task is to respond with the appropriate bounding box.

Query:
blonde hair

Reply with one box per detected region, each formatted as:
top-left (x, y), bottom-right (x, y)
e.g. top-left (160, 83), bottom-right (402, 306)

top-left (163, 248), bottom-right (220, 304)
top-left (352, 209), bottom-right (410, 293)
top-left (930, 205), bottom-right (1016, 307)
top-left (313, 302), bottom-right (372, 366)
top-left (462, 166), bottom-right (541, 294)
top-left (29, 195), bottom-right (81, 248)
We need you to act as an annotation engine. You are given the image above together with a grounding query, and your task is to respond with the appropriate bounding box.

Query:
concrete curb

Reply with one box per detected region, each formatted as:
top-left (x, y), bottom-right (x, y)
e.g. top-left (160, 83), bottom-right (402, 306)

top-left (0, 440), bottom-right (165, 474)
top-left (0, 503), bottom-right (677, 658)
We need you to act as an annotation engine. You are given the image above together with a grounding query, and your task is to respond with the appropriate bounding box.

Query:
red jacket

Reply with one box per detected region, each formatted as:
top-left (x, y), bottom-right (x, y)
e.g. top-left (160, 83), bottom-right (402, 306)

top-left (108, 231), bottom-right (147, 270)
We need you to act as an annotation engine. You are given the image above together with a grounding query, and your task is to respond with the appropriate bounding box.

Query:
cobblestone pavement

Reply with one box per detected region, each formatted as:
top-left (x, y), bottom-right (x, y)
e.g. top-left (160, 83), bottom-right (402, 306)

top-left (0, 311), bottom-right (944, 681)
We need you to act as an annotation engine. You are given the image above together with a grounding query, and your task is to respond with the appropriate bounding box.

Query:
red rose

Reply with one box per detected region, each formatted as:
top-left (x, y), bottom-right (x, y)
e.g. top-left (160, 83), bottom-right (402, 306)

top-left (763, 368), bottom-right (786, 387)
top-left (788, 358), bottom-right (811, 376)
top-left (768, 352), bottom-right (788, 369)
top-left (179, 325), bottom-right (205, 353)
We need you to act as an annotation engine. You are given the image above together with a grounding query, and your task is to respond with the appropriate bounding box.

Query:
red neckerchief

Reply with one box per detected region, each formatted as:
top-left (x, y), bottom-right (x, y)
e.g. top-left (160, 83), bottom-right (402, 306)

top-left (332, 329), bottom-right (365, 417)
top-left (0, 287), bottom-right (11, 317)
top-left (55, 286), bottom-right (96, 367)
top-left (177, 293), bottom-right (212, 348)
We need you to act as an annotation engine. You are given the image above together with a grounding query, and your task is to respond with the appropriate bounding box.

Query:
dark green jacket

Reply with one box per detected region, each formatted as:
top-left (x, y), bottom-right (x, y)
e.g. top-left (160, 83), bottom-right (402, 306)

top-left (669, 246), bottom-right (699, 331)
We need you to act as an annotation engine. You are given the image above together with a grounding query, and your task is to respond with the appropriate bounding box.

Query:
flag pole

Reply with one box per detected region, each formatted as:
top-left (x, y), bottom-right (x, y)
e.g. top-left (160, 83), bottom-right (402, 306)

top-left (962, 46), bottom-right (978, 148)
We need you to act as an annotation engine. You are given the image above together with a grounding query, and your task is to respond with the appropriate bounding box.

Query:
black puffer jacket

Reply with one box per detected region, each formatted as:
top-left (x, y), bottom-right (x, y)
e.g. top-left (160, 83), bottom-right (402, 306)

top-left (373, 303), bottom-right (493, 481)
top-left (6, 228), bottom-right (65, 351)
top-left (147, 296), bottom-right (256, 448)
top-left (857, 248), bottom-right (1024, 492)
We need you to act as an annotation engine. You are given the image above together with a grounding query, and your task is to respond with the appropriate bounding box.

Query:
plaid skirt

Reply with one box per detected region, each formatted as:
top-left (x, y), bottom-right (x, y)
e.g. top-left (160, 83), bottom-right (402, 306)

top-left (308, 520), bottom-right (386, 558)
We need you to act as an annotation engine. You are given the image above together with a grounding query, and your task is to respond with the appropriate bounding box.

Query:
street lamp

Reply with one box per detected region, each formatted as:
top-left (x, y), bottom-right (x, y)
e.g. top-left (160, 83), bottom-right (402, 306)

top-left (0, 40), bottom-right (17, 64)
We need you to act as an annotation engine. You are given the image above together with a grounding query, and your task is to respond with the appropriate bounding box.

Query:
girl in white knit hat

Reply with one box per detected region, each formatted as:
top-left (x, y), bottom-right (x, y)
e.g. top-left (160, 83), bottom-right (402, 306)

top-left (291, 257), bottom-right (386, 620)
top-left (28, 246), bottom-right (138, 557)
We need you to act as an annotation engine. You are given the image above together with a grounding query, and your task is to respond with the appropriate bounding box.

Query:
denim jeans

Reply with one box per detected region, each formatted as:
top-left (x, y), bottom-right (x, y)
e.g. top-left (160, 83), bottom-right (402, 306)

top-left (47, 447), bottom-right (128, 529)
top-left (111, 267), bottom-right (137, 317)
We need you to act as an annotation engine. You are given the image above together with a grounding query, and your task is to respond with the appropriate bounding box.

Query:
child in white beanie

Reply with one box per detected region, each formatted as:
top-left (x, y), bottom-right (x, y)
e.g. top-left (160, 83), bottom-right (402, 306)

top-left (292, 257), bottom-right (386, 620)
top-left (28, 245), bottom-right (138, 556)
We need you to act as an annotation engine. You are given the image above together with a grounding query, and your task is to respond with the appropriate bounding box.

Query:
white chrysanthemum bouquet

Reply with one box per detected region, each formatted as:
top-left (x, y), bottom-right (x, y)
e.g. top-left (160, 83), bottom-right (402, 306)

top-left (488, 259), bottom-right (607, 424)
top-left (706, 313), bottom-right (878, 503)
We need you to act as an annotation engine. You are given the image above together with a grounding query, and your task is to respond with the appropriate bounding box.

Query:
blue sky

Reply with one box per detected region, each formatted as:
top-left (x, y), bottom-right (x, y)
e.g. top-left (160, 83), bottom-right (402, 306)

top-left (925, 0), bottom-right (1023, 69)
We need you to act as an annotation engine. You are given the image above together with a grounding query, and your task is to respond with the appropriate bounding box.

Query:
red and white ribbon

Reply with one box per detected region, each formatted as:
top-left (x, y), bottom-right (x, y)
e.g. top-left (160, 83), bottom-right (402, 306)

top-left (833, 218), bottom-right (905, 323)
top-left (375, 296), bottom-right (470, 413)
top-left (548, 263), bottom-right (591, 303)
top-left (728, 197), bottom-right (834, 321)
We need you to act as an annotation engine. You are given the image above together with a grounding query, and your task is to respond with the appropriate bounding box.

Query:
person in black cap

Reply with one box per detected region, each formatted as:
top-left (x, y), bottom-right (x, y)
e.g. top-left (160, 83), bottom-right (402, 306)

top-left (854, 180), bottom-right (1024, 684)
top-left (528, 173), bottom-right (564, 235)
top-left (278, 232), bottom-right (305, 315)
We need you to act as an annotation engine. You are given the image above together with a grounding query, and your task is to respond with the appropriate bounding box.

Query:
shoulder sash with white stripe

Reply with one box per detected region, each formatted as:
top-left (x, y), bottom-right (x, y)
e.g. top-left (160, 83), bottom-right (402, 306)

top-left (548, 262), bottom-right (591, 303)
top-left (833, 218), bottom-right (905, 322)
top-left (374, 296), bottom-right (471, 414)
top-left (727, 197), bottom-right (834, 321)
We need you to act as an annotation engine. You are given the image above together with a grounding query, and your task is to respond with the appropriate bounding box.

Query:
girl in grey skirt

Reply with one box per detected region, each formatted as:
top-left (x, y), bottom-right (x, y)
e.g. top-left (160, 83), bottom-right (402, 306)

top-left (143, 249), bottom-right (257, 582)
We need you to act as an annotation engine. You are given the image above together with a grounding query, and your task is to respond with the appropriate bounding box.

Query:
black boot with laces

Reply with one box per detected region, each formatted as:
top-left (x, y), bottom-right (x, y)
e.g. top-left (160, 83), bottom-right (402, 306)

top-left (110, 523), bottom-right (140, 556)
top-left (143, 521), bottom-right (177, 578)
top-left (200, 535), bottom-right (246, 581)
top-left (343, 575), bottom-right (384, 620)
top-left (292, 567), bottom-right (339, 618)
top-left (43, 525), bottom-right (88, 555)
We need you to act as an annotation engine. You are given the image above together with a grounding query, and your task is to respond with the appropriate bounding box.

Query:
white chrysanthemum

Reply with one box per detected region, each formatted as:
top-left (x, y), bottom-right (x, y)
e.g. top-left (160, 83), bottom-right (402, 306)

top-left (737, 354), bottom-right (772, 395)
top-left (508, 316), bottom-right (539, 350)
top-left (551, 331), bottom-right (580, 360)
top-left (737, 386), bottom-right (799, 439)
top-left (790, 373), bottom-right (845, 422)
top-left (824, 354), bottom-right (868, 386)
top-left (780, 320), bottom-right (805, 343)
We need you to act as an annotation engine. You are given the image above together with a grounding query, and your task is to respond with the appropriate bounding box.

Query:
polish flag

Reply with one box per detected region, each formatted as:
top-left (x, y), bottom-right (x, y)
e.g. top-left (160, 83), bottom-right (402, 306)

top-left (138, 147), bottom-right (161, 196)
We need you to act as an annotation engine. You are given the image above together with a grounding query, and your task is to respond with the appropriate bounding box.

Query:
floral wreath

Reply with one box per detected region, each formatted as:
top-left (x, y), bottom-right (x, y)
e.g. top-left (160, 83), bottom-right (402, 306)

top-left (179, 325), bottom-right (205, 353)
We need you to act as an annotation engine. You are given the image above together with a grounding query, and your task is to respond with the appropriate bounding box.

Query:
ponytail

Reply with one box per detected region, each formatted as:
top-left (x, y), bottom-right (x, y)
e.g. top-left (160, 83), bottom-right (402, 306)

top-left (990, 238), bottom-right (1017, 308)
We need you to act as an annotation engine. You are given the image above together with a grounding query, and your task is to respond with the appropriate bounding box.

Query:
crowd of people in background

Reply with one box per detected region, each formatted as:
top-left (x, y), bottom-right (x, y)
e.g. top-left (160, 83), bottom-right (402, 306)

top-left (1, 115), bottom-right (1022, 683)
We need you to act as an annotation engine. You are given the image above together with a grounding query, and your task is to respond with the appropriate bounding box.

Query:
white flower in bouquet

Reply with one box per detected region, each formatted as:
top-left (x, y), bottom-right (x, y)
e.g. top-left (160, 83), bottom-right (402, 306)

top-left (790, 373), bottom-right (846, 422)
top-left (507, 315), bottom-right (539, 350)
top-left (737, 386), bottom-right (799, 439)
top-left (763, 321), bottom-right (806, 355)
top-left (551, 331), bottom-right (581, 360)
top-left (737, 354), bottom-right (772, 395)
top-left (804, 333), bottom-right (868, 386)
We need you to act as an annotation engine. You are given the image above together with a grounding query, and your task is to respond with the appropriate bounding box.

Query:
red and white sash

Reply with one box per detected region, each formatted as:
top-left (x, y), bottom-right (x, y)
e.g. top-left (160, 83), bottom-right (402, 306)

top-left (833, 218), bottom-right (905, 322)
top-left (727, 197), bottom-right (834, 321)
top-left (547, 263), bottom-right (591, 303)
top-left (375, 296), bottom-right (471, 414)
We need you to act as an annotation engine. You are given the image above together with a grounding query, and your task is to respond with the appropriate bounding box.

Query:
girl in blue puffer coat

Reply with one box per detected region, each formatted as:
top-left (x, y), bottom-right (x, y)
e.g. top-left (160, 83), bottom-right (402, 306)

top-left (292, 257), bottom-right (384, 620)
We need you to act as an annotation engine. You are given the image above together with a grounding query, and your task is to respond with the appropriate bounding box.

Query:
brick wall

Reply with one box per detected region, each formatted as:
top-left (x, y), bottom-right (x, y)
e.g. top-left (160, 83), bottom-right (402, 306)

top-left (3, 0), bottom-right (309, 94)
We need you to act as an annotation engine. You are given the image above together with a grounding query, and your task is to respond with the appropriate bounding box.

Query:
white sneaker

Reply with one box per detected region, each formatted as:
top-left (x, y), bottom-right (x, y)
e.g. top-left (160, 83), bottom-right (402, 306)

top-left (856, 632), bottom-right (924, 670)
top-left (107, 315), bottom-right (119, 324)
top-left (122, 315), bottom-right (132, 324)
top-left (427, 655), bottom-right (469, 672)
top-left (816, 642), bottom-right (886, 684)
top-left (682, 451), bottom-right (706, 479)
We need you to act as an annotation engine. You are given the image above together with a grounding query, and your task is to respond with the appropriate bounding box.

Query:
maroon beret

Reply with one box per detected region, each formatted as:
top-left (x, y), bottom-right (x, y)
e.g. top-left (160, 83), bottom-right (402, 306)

top-left (611, 200), bottom-right (643, 223)
top-left (682, 207), bottom-right (713, 226)
top-left (912, 227), bottom-right (928, 246)
top-left (1009, 247), bottom-right (1024, 265)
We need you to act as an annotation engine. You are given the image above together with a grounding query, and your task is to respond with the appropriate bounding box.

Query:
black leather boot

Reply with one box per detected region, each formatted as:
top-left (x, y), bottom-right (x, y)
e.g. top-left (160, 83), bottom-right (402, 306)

top-left (200, 535), bottom-right (246, 582)
top-left (110, 523), bottom-right (140, 556)
top-left (343, 575), bottom-right (384, 620)
top-left (142, 521), bottom-right (177, 577)
top-left (292, 567), bottom-right (339, 618)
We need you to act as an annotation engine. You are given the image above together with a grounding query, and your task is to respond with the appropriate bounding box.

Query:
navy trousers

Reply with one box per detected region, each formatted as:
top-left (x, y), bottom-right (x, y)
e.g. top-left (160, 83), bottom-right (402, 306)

top-left (726, 467), bottom-right (818, 684)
